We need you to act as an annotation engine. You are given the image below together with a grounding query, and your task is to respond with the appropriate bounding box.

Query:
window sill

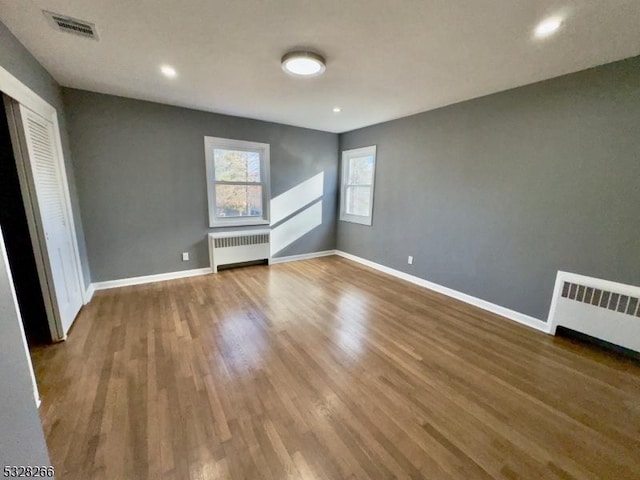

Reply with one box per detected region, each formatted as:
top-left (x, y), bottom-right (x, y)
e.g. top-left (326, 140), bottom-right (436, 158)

top-left (209, 219), bottom-right (270, 228)
top-left (339, 215), bottom-right (372, 226)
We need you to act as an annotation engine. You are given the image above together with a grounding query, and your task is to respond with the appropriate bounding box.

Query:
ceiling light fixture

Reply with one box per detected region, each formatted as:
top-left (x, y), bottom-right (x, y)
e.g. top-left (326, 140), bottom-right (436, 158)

top-left (161, 65), bottom-right (177, 78)
top-left (534, 16), bottom-right (563, 38)
top-left (281, 51), bottom-right (326, 77)
top-left (333, 107), bottom-right (341, 113)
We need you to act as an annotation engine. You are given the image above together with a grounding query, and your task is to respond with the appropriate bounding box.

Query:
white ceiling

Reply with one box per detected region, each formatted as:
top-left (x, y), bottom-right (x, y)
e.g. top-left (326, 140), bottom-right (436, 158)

top-left (1, 1), bottom-right (640, 133)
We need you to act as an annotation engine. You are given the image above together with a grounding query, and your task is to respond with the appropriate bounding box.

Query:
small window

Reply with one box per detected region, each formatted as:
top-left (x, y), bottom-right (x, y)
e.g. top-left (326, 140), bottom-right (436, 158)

top-left (340, 145), bottom-right (376, 225)
top-left (205, 136), bottom-right (270, 227)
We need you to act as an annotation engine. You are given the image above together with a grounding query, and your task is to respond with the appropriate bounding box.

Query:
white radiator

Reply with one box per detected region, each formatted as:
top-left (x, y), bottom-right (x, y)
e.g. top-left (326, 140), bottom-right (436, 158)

top-left (208, 229), bottom-right (270, 273)
top-left (548, 271), bottom-right (640, 353)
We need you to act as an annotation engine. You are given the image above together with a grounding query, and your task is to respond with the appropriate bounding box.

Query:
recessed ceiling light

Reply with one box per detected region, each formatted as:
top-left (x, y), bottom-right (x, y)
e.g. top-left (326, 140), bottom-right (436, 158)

top-left (281, 51), bottom-right (326, 77)
top-left (534, 16), bottom-right (563, 38)
top-left (161, 65), bottom-right (177, 78)
top-left (333, 107), bottom-right (341, 113)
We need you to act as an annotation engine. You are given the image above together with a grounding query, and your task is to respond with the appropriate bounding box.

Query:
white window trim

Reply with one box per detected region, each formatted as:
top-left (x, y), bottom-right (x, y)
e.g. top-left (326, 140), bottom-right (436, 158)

top-left (339, 145), bottom-right (377, 226)
top-left (205, 136), bottom-right (271, 228)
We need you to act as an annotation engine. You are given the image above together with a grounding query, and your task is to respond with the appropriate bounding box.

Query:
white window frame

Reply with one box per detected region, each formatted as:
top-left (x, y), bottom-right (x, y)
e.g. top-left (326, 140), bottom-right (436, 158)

top-left (205, 136), bottom-right (271, 228)
top-left (339, 145), bottom-right (377, 226)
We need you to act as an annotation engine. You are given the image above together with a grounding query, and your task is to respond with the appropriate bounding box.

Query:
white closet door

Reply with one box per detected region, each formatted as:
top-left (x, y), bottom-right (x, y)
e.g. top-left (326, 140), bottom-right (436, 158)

top-left (18, 104), bottom-right (82, 334)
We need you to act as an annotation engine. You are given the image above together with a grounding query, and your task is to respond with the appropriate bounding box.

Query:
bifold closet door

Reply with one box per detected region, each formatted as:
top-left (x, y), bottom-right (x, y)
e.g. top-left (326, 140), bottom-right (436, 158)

top-left (14, 103), bottom-right (83, 335)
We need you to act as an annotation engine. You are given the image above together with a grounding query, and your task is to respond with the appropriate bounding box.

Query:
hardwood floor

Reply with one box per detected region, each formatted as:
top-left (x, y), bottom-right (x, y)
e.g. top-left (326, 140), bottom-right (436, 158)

top-left (32, 256), bottom-right (640, 480)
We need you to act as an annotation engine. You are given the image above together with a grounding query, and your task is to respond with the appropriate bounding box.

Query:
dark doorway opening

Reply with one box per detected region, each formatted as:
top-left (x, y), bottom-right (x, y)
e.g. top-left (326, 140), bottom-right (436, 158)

top-left (0, 97), bottom-right (50, 345)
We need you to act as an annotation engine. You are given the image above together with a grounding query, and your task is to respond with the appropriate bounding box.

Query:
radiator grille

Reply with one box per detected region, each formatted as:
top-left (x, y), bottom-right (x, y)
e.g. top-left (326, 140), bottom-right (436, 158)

top-left (561, 281), bottom-right (640, 317)
top-left (214, 234), bottom-right (269, 249)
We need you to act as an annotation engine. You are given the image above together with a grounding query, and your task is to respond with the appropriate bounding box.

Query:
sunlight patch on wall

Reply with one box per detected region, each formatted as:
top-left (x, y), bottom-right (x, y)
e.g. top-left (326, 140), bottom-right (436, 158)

top-left (271, 200), bottom-right (322, 255)
top-left (270, 172), bottom-right (324, 225)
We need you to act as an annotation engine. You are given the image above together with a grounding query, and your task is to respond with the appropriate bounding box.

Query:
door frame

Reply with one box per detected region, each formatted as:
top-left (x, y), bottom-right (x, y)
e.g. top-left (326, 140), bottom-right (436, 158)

top-left (0, 65), bottom-right (87, 341)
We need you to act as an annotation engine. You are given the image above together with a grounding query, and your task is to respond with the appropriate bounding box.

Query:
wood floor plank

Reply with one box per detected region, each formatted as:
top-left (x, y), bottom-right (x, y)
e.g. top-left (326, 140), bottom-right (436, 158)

top-left (32, 256), bottom-right (640, 479)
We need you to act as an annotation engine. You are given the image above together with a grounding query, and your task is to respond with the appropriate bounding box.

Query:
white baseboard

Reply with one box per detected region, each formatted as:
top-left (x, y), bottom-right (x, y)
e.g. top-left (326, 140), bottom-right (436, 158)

top-left (88, 251), bottom-right (337, 296)
top-left (86, 251), bottom-right (549, 335)
top-left (270, 250), bottom-right (337, 265)
top-left (335, 250), bottom-right (551, 334)
top-left (92, 267), bottom-right (213, 291)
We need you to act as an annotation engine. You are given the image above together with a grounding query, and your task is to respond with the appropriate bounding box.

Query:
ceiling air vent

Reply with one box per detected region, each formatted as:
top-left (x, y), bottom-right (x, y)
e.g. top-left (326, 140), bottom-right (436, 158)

top-left (43, 11), bottom-right (98, 40)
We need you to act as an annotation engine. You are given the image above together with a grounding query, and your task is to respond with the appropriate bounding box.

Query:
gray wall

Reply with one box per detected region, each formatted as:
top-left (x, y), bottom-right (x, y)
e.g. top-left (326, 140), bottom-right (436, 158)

top-left (0, 20), bottom-right (91, 289)
top-left (338, 56), bottom-right (640, 320)
top-left (63, 89), bottom-right (339, 282)
top-left (0, 231), bottom-right (51, 472)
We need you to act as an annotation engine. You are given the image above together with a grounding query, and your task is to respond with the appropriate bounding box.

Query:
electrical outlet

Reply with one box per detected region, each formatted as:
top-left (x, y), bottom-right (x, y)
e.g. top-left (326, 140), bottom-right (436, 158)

top-left (182, 252), bottom-right (189, 261)
top-left (408, 255), bottom-right (413, 265)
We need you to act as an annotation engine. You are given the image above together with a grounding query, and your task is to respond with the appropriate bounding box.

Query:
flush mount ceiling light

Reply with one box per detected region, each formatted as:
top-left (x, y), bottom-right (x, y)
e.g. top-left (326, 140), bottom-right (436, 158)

top-left (160, 65), bottom-right (177, 78)
top-left (534, 16), bottom-right (563, 38)
top-left (333, 107), bottom-right (341, 113)
top-left (281, 51), bottom-right (326, 77)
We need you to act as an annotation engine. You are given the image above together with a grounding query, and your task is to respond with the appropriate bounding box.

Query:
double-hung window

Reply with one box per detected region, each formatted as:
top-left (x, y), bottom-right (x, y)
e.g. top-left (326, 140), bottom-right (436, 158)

top-left (205, 136), bottom-right (270, 227)
top-left (340, 145), bottom-right (377, 226)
